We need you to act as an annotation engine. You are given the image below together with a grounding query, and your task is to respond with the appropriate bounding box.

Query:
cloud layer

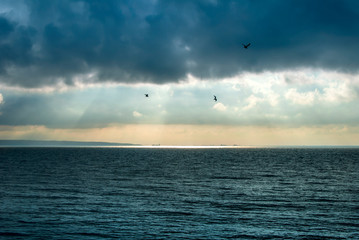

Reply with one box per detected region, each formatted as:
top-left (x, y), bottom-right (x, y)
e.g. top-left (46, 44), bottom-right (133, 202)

top-left (1, 0), bottom-right (359, 88)
top-left (1, 70), bottom-right (359, 128)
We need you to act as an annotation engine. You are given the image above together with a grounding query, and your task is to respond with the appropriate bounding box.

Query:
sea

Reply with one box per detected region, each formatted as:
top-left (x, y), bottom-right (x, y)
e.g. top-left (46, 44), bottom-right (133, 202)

top-left (0, 147), bottom-right (358, 239)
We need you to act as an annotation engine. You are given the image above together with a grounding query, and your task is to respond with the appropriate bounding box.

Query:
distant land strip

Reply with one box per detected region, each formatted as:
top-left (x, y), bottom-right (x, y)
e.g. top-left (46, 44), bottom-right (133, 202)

top-left (0, 140), bottom-right (140, 147)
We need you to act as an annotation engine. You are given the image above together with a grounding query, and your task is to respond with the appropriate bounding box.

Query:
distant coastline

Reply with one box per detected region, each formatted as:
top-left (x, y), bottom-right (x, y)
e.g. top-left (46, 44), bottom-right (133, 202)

top-left (0, 140), bottom-right (358, 148)
top-left (0, 140), bottom-right (140, 147)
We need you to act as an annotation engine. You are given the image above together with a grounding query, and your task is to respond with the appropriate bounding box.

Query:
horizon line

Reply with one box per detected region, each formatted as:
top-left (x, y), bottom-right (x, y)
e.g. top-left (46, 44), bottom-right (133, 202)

top-left (0, 140), bottom-right (358, 148)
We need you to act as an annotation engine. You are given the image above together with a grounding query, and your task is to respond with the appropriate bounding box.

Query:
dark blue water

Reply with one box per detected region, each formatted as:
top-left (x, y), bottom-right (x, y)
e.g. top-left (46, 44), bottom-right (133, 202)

top-left (1, 147), bottom-right (359, 239)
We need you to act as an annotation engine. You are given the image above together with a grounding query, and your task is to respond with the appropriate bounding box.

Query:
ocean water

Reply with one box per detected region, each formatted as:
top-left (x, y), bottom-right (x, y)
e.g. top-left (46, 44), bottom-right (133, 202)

top-left (1, 147), bottom-right (359, 239)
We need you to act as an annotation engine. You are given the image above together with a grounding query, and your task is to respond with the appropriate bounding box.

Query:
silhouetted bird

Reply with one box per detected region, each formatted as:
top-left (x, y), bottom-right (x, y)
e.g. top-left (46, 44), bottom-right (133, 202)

top-left (242, 43), bottom-right (251, 49)
top-left (214, 95), bottom-right (217, 102)
top-left (145, 94), bottom-right (149, 97)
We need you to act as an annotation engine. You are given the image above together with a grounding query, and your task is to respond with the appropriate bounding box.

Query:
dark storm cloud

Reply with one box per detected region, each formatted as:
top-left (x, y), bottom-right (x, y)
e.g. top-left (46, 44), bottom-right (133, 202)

top-left (1, 0), bottom-right (359, 88)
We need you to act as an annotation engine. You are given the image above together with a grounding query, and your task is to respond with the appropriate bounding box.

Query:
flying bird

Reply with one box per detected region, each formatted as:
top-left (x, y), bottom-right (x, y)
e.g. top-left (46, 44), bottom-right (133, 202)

top-left (242, 43), bottom-right (251, 49)
top-left (213, 95), bottom-right (217, 102)
top-left (145, 94), bottom-right (149, 97)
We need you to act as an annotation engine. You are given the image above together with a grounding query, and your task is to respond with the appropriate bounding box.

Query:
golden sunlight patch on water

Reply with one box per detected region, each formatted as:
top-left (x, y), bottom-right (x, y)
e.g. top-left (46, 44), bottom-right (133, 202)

top-left (114, 145), bottom-right (257, 149)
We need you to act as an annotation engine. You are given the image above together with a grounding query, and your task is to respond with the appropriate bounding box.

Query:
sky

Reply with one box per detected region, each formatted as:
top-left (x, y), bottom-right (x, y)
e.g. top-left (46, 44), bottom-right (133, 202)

top-left (1, 0), bottom-right (359, 146)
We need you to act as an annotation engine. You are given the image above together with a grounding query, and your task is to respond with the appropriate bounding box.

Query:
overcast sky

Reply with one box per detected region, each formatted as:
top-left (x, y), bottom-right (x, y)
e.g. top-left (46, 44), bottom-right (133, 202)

top-left (1, 0), bottom-right (359, 145)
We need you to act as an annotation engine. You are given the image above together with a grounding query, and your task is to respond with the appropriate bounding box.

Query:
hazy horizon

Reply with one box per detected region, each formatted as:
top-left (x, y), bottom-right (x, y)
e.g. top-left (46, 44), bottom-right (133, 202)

top-left (1, 139), bottom-right (359, 148)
